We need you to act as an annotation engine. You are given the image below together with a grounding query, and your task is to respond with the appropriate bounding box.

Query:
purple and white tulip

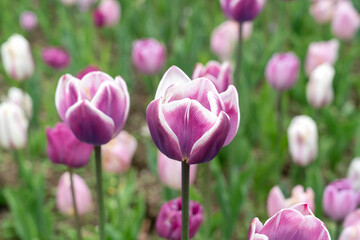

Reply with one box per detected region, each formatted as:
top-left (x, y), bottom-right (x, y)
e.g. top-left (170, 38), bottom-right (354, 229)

top-left (220, 0), bottom-right (266, 23)
top-left (76, 65), bottom-right (100, 79)
top-left (5, 87), bottom-right (33, 119)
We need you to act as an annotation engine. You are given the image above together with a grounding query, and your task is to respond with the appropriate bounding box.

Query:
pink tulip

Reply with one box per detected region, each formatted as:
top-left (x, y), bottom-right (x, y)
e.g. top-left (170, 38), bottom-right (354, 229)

top-left (344, 209), bottom-right (360, 228)
top-left (19, 11), bottom-right (38, 31)
top-left (132, 38), bottom-right (166, 75)
top-left (192, 61), bottom-right (233, 93)
top-left (77, 0), bottom-right (96, 11)
top-left (101, 131), bottom-right (137, 174)
top-left (309, 0), bottom-right (336, 24)
top-left (42, 47), bottom-right (71, 69)
top-left (339, 225), bottom-right (360, 240)
top-left (76, 65), bottom-right (100, 79)
top-left (331, 1), bottom-right (360, 41)
top-left (157, 151), bottom-right (197, 190)
top-left (93, 0), bottom-right (121, 27)
top-left (56, 172), bottom-right (92, 216)
top-left (220, 0), bottom-right (266, 23)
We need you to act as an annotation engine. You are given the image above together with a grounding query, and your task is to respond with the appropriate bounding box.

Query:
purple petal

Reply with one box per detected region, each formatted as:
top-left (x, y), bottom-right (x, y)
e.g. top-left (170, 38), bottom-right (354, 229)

top-left (78, 71), bottom-right (113, 100)
top-left (267, 186), bottom-right (286, 217)
top-left (248, 218), bottom-right (263, 240)
top-left (192, 63), bottom-right (204, 79)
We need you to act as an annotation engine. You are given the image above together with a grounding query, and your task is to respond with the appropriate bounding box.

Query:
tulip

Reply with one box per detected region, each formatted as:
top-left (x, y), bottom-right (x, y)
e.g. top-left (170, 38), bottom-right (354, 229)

top-left (192, 61), bottom-right (233, 93)
top-left (265, 52), bottom-right (300, 91)
top-left (46, 122), bottom-right (93, 168)
top-left (132, 38), bottom-right (166, 75)
top-left (42, 47), bottom-right (71, 69)
top-left (348, 158), bottom-right (360, 191)
top-left (19, 11), bottom-right (38, 31)
top-left (1, 34), bottom-right (34, 81)
top-left (5, 87), bottom-right (33, 119)
top-left (248, 204), bottom-right (330, 240)
top-left (101, 131), bottom-right (137, 174)
top-left (305, 39), bottom-right (339, 76)
top-left (344, 209), bottom-right (360, 228)
top-left (339, 225), bottom-right (360, 240)
top-left (76, 65), bottom-right (100, 79)
top-left (156, 198), bottom-right (203, 240)
top-left (77, 0), bottom-right (96, 11)
top-left (0, 102), bottom-right (28, 150)
top-left (93, 0), bottom-right (121, 27)
top-left (322, 178), bottom-right (359, 221)
top-left (267, 185), bottom-right (315, 217)
top-left (306, 63), bottom-right (335, 109)
top-left (146, 66), bottom-right (240, 164)
top-left (309, 0), bottom-right (336, 24)
top-left (55, 71), bottom-right (130, 145)
top-left (331, 1), bottom-right (360, 41)
top-left (60, 0), bottom-right (76, 6)
top-left (56, 172), bottom-right (92, 216)
top-left (220, 0), bottom-right (266, 23)
top-left (210, 20), bottom-right (252, 61)
top-left (287, 115), bottom-right (318, 166)
top-left (157, 151), bottom-right (197, 190)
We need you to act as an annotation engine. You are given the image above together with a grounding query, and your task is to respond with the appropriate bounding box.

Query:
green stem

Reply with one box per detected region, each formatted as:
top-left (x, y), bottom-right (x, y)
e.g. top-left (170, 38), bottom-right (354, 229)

top-left (234, 22), bottom-right (243, 89)
top-left (14, 150), bottom-right (27, 185)
top-left (181, 162), bottom-right (190, 240)
top-left (203, 163), bottom-right (211, 238)
top-left (69, 168), bottom-right (83, 240)
top-left (95, 146), bottom-right (105, 240)
top-left (335, 221), bottom-right (342, 239)
top-left (277, 91), bottom-right (283, 158)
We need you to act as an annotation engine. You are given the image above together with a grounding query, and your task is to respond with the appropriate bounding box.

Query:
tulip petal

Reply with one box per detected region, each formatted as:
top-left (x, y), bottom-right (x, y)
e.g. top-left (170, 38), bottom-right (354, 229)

top-left (267, 186), bottom-right (286, 217)
top-left (192, 63), bottom-right (204, 79)
top-left (65, 100), bottom-right (115, 145)
top-left (79, 71), bottom-right (113, 99)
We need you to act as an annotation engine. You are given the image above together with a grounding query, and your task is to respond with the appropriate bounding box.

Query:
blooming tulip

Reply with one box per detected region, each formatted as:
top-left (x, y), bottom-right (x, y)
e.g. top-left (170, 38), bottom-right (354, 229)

top-left (156, 198), bottom-right (203, 240)
top-left (101, 131), bottom-right (137, 173)
top-left (0, 102), bottom-right (28, 150)
top-left (287, 115), bottom-right (318, 166)
top-left (192, 61), bottom-right (233, 93)
top-left (348, 158), bottom-right (360, 191)
top-left (55, 71), bottom-right (130, 145)
top-left (76, 65), bottom-right (100, 79)
top-left (157, 151), bottom-right (197, 190)
top-left (146, 66), bottom-right (240, 164)
top-left (265, 52), bottom-right (300, 91)
top-left (19, 11), bottom-right (37, 31)
top-left (309, 0), bottom-right (336, 24)
top-left (5, 87), bottom-right (33, 119)
top-left (1, 34), bottom-right (34, 81)
top-left (210, 20), bottom-right (252, 61)
top-left (331, 1), bottom-right (360, 41)
top-left (42, 47), bottom-right (71, 69)
top-left (306, 63), bottom-right (335, 109)
top-left (46, 123), bottom-right (93, 168)
top-left (248, 204), bottom-right (330, 240)
top-left (56, 172), bottom-right (92, 216)
top-left (132, 38), bottom-right (166, 75)
top-left (93, 0), bottom-right (121, 27)
top-left (220, 0), bottom-right (266, 23)
top-left (305, 39), bottom-right (339, 76)
top-left (339, 225), bottom-right (360, 240)
top-left (322, 178), bottom-right (359, 221)
top-left (267, 185), bottom-right (315, 217)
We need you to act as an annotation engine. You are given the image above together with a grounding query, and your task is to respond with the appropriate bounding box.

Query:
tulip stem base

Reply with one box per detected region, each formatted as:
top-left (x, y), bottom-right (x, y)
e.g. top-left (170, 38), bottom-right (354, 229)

top-left (69, 168), bottom-right (83, 240)
top-left (95, 146), bottom-right (105, 240)
top-left (182, 162), bottom-right (190, 240)
top-left (234, 22), bottom-right (243, 88)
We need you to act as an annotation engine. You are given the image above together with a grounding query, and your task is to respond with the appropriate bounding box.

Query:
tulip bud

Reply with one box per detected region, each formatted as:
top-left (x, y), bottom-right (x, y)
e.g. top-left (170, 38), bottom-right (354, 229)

top-left (77, 0), bottom-right (96, 11)
top-left (1, 34), bottom-right (34, 81)
top-left (42, 47), bottom-right (71, 69)
top-left (0, 102), bottom-right (28, 150)
top-left (306, 63), bottom-right (335, 109)
top-left (192, 61), bottom-right (233, 93)
top-left (265, 52), bottom-right (300, 91)
top-left (76, 65), bottom-right (100, 79)
top-left (19, 11), bottom-right (38, 31)
top-left (93, 0), bottom-right (121, 27)
top-left (287, 115), bottom-right (318, 166)
top-left (331, 1), bottom-right (360, 41)
top-left (157, 151), bottom-right (197, 190)
top-left (210, 20), bottom-right (252, 61)
top-left (305, 39), bottom-right (339, 76)
top-left (220, 0), bottom-right (266, 23)
top-left (101, 131), bottom-right (137, 174)
top-left (56, 172), bottom-right (92, 216)
top-left (344, 209), bottom-right (360, 228)
top-left (5, 87), bottom-right (33, 119)
top-left (309, 0), bottom-right (336, 24)
top-left (322, 178), bottom-right (359, 221)
top-left (132, 38), bottom-right (166, 75)
top-left (156, 198), bottom-right (203, 240)
top-left (46, 123), bottom-right (93, 168)
top-left (348, 158), bottom-right (360, 191)
top-left (339, 225), bottom-right (360, 240)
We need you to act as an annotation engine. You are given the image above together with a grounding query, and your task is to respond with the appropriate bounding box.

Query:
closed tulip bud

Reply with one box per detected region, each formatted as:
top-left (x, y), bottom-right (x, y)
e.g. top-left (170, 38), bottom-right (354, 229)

top-left (220, 0), bottom-right (266, 23)
top-left (306, 63), bottom-right (335, 109)
top-left (339, 225), bottom-right (360, 240)
top-left (93, 0), bottom-right (121, 27)
top-left (42, 47), bottom-right (71, 69)
top-left (348, 158), bottom-right (360, 191)
top-left (331, 1), bottom-right (360, 41)
top-left (46, 123), bottom-right (93, 168)
top-left (132, 38), bottom-right (166, 75)
top-left (287, 115), bottom-right (318, 166)
top-left (101, 131), bottom-right (137, 174)
top-left (309, 0), bottom-right (336, 24)
top-left (157, 151), bottom-right (197, 190)
top-left (1, 34), bottom-right (34, 81)
top-left (267, 185), bottom-right (315, 217)
top-left (265, 52), bottom-right (300, 91)
top-left (156, 198), bottom-right (203, 240)
top-left (248, 204), bottom-right (330, 240)
top-left (322, 178), bottom-right (359, 221)
top-left (56, 172), bottom-right (92, 216)
top-left (305, 39), bottom-right (339, 76)
top-left (210, 21), bottom-right (252, 61)
top-left (76, 65), bottom-right (100, 79)
top-left (19, 11), bottom-right (38, 31)
top-left (146, 66), bottom-right (240, 164)
top-left (344, 209), bottom-right (360, 228)
top-left (192, 61), bottom-right (233, 93)
top-left (55, 71), bottom-right (130, 145)
top-left (5, 87), bottom-right (33, 119)
top-left (0, 102), bottom-right (28, 150)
